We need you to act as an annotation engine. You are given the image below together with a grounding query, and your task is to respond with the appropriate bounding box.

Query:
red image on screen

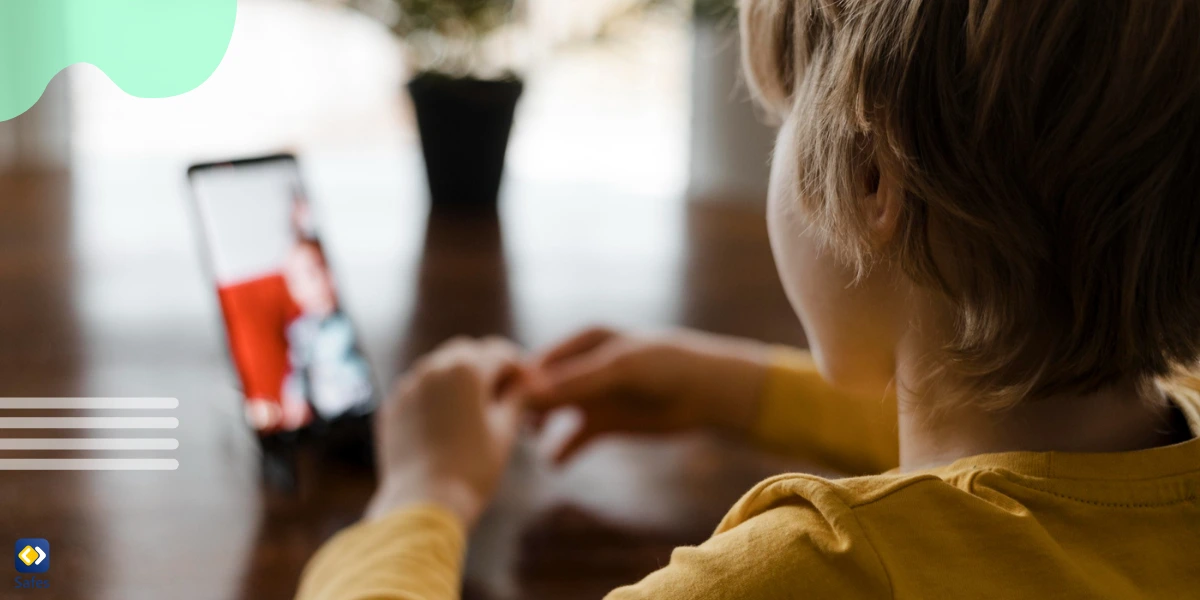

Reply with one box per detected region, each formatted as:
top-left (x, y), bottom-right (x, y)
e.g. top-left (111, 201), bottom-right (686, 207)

top-left (192, 158), bottom-right (374, 434)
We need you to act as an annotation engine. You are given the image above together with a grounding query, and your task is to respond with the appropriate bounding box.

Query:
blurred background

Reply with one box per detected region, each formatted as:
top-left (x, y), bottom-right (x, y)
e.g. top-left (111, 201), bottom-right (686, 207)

top-left (0, 1), bottom-right (808, 598)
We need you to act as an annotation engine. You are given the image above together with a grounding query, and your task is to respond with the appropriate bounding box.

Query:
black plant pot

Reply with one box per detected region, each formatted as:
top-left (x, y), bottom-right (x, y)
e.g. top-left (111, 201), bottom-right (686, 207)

top-left (407, 73), bottom-right (524, 212)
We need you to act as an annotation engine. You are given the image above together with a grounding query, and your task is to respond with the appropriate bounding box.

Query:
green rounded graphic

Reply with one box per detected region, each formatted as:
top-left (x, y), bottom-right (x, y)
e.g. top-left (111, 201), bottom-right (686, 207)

top-left (0, 1), bottom-right (237, 122)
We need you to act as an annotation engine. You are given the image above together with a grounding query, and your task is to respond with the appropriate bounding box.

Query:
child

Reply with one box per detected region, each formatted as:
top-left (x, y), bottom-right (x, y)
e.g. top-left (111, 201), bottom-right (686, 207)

top-left (297, 0), bottom-right (1200, 597)
top-left (281, 238), bottom-right (374, 425)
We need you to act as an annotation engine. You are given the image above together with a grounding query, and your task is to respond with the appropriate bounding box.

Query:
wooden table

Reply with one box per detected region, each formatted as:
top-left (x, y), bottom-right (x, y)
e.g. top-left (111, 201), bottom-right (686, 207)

top-left (0, 161), bottom-right (808, 600)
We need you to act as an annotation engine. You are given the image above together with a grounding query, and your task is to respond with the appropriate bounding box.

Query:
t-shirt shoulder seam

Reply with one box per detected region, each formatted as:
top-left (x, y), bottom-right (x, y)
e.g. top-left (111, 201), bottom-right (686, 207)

top-left (755, 472), bottom-right (945, 509)
top-left (755, 473), bottom-right (901, 597)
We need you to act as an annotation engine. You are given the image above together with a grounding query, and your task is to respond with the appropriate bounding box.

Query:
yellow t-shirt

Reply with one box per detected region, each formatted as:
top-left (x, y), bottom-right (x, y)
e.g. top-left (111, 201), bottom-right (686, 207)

top-left (296, 349), bottom-right (1200, 599)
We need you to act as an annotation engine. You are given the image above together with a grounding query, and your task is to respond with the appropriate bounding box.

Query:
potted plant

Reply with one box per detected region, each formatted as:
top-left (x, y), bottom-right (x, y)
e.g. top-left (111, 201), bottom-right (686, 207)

top-left (335, 0), bottom-right (708, 208)
top-left (348, 0), bottom-right (525, 211)
top-left (693, 0), bottom-right (735, 21)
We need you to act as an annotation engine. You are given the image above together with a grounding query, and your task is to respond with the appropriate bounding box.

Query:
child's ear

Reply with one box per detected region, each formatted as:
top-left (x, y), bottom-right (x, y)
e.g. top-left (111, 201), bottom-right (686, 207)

top-left (864, 166), bottom-right (902, 249)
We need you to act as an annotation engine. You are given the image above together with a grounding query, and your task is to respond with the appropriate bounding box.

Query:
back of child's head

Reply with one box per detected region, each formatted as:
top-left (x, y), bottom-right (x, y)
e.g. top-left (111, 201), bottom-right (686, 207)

top-left (741, 0), bottom-right (1200, 406)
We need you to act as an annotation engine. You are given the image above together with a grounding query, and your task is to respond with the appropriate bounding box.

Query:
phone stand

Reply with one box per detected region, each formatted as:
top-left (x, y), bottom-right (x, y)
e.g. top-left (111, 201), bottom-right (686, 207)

top-left (259, 433), bottom-right (300, 493)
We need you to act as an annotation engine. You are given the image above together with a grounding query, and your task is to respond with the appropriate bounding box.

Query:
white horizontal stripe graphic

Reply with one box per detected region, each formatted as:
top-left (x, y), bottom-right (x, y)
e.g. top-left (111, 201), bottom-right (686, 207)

top-left (0, 398), bottom-right (178, 410)
top-left (0, 438), bottom-right (179, 450)
top-left (0, 417), bottom-right (179, 429)
top-left (0, 458), bottom-right (179, 470)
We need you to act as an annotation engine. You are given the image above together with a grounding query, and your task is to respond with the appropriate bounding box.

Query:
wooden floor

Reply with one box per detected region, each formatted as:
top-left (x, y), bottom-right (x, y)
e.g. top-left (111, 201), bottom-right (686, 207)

top-left (0, 162), bottom-right (808, 600)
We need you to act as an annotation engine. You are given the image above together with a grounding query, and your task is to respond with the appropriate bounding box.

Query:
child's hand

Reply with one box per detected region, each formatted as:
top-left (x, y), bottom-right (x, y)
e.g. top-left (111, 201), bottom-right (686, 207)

top-left (527, 328), bottom-right (770, 464)
top-left (365, 337), bottom-right (527, 529)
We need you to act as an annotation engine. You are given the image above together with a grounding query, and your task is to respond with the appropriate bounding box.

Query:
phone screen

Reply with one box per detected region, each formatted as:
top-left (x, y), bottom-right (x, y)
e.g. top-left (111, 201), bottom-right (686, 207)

top-left (188, 155), bottom-right (376, 435)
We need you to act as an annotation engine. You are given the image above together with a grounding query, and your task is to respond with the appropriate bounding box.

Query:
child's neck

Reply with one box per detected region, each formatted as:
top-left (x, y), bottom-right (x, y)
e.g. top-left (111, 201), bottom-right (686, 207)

top-left (893, 362), bottom-right (1188, 472)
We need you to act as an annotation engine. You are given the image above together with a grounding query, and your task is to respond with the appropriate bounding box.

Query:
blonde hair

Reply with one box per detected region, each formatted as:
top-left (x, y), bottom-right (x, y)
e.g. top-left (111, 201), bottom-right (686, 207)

top-left (742, 0), bottom-right (1200, 407)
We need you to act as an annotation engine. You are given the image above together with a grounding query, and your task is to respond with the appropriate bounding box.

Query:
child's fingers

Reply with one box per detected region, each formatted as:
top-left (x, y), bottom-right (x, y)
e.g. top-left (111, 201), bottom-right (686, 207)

top-left (550, 405), bottom-right (626, 464)
top-left (426, 337), bottom-right (524, 395)
top-left (549, 405), bottom-right (661, 465)
top-left (495, 362), bottom-right (535, 399)
top-left (489, 394), bottom-right (525, 451)
top-left (537, 327), bottom-right (617, 367)
top-left (553, 425), bottom-right (603, 465)
top-left (527, 407), bottom-right (551, 430)
top-left (525, 349), bottom-right (621, 410)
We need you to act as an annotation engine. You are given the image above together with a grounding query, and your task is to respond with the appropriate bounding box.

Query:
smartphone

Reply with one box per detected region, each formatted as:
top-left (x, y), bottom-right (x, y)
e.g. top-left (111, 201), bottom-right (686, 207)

top-left (187, 154), bottom-right (377, 438)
